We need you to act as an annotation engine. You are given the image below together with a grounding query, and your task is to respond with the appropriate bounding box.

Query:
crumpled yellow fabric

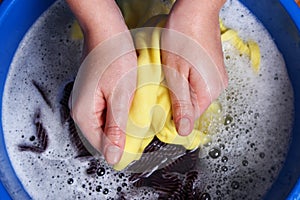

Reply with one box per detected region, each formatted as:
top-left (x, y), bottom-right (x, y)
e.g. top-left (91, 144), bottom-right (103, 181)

top-left (116, 0), bottom-right (175, 29)
top-left (114, 15), bottom-right (221, 170)
top-left (116, 0), bottom-right (260, 74)
top-left (70, 0), bottom-right (261, 171)
top-left (219, 20), bottom-right (261, 73)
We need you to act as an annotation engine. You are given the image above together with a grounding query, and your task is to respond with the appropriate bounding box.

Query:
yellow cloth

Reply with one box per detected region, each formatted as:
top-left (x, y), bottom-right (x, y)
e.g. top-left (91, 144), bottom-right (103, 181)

top-left (70, 0), bottom-right (261, 171)
top-left (116, 0), bottom-right (175, 29)
top-left (114, 15), bottom-right (221, 170)
top-left (220, 20), bottom-right (261, 73)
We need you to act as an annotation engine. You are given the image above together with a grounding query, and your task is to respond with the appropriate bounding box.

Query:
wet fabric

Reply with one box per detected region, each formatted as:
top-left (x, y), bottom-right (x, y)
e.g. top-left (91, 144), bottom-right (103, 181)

top-left (70, 0), bottom-right (260, 170)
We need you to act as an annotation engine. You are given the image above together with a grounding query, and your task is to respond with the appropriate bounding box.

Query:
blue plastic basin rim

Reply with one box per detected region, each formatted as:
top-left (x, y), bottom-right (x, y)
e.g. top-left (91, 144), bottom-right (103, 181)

top-left (280, 0), bottom-right (300, 31)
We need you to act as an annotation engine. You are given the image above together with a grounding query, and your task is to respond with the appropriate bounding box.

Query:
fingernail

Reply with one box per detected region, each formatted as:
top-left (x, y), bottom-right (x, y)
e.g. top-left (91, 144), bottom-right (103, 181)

top-left (177, 117), bottom-right (191, 136)
top-left (106, 145), bottom-right (121, 165)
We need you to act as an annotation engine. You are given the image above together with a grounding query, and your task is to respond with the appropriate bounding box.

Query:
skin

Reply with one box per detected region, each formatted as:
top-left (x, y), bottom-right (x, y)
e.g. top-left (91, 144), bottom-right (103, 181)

top-left (66, 0), bottom-right (228, 165)
top-left (162, 0), bottom-right (228, 135)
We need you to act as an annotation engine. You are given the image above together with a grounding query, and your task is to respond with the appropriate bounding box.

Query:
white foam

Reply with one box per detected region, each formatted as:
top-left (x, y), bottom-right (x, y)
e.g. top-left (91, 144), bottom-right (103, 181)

top-left (1, 0), bottom-right (294, 199)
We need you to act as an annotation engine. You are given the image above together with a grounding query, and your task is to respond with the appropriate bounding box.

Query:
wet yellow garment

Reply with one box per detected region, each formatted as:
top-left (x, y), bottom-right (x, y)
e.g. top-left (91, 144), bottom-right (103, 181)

top-left (219, 20), bottom-right (261, 73)
top-left (70, 0), bottom-right (261, 170)
top-left (113, 14), bottom-right (221, 170)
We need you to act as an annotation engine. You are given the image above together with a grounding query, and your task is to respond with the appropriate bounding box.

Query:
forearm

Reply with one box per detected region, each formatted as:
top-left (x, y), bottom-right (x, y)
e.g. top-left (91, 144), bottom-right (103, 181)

top-left (174, 0), bottom-right (226, 13)
top-left (171, 0), bottom-right (226, 22)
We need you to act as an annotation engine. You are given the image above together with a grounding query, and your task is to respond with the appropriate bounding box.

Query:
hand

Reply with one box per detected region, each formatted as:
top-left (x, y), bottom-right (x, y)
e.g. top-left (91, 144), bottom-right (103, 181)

top-left (67, 0), bottom-right (137, 165)
top-left (161, 0), bottom-right (228, 136)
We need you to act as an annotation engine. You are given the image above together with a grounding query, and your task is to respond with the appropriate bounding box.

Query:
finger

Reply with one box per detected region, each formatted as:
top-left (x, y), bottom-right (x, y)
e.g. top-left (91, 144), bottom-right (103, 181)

top-left (69, 90), bottom-right (104, 153)
top-left (161, 27), bottom-right (227, 98)
top-left (102, 102), bottom-right (126, 165)
top-left (161, 28), bottom-right (227, 119)
top-left (189, 66), bottom-right (223, 118)
top-left (69, 54), bottom-right (108, 154)
top-left (189, 68), bottom-right (213, 118)
top-left (162, 58), bottom-right (195, 136)
top-left (101, 68), bottom-right (136, 165)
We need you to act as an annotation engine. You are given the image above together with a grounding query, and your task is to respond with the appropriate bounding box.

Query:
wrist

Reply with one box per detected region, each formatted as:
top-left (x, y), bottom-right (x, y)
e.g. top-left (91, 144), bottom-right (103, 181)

top-left (67, 0), bottom-right (127, 39)
top-left (67, 0), bottom-right (131, 55)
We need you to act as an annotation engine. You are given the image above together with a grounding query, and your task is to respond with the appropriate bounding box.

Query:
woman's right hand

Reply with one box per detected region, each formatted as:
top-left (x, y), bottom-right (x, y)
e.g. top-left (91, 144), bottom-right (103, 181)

top-left (66, 0), bottom-right (137, 165)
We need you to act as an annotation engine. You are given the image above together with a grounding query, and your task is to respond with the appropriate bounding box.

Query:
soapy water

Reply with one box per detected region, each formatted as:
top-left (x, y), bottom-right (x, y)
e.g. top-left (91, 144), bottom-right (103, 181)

top-left (1, 0), bottom-right (294, 199)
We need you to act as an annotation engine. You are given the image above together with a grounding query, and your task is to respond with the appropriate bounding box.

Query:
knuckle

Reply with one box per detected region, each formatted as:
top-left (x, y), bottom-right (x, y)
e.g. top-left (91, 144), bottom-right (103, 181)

top-left (105, 125), bottom-right (123, 143)
top-left (172, 100), bottom-right (192, 110)
top-left (172, 100), bottom-right (193, 118)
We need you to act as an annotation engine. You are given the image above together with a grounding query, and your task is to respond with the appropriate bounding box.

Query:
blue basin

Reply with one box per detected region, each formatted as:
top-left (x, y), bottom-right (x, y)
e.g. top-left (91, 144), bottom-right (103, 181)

top-left (0, 0), bottom-right (299, 199)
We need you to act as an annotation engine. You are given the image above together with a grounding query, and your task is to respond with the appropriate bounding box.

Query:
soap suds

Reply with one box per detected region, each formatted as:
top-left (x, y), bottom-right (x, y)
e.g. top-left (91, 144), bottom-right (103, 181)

top-left (1, 0), bottom-right (294, 199)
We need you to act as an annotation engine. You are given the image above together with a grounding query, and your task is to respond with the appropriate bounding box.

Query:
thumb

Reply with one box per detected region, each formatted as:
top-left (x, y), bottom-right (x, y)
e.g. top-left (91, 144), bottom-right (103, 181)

top-left (163, 65), bottom-right (195, 136)
top-left (101, 72), bottom-right (136, 165)
top-left (102, 102), bottom-right (126, 165)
